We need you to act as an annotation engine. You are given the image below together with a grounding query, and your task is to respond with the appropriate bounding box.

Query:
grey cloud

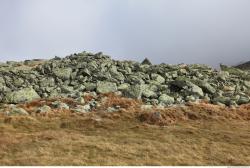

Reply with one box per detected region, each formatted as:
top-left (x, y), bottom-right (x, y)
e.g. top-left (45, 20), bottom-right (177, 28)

top-left (0, 0), bottom-right (250, 68)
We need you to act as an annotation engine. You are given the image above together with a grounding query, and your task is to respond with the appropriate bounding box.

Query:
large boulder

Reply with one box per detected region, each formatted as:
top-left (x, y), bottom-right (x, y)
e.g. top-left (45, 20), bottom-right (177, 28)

top-left (5, 88), bottom-right (40, 104)
top-left (196, 80), bottom-right (216, 94)
top-left (96, 81), bottom-right (117, 94)
top-left (158, 94), bottom-right (175, 105)
top-left (122, 84), bottom-right (146, 99)
top-left (171, 79), bottom-right (204, 97)
top-left (53, 68), bottom-right (72, 80)
top-left (151, 73), bottom-right (165, 84)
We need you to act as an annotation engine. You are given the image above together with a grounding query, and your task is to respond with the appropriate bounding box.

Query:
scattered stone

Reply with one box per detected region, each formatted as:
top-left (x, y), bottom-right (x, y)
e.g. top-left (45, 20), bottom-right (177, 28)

top-left (141, 104), bottom-right (153, 110)
top-left (51, 101), bottom-right (69, 110)
top-left (73, 105), bottom-right (91, 113)
top-left (36, 105), bottom-right (51, 114)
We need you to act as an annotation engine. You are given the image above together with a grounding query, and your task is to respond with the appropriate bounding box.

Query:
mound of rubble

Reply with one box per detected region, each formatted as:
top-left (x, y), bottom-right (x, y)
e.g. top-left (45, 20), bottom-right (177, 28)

top-left (0, 51), bottom-right (249, 109)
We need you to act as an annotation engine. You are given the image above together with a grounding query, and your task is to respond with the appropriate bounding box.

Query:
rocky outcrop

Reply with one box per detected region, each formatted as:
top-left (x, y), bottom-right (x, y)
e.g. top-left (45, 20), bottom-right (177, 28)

top-left (0, 51), bottom-right (249, 106)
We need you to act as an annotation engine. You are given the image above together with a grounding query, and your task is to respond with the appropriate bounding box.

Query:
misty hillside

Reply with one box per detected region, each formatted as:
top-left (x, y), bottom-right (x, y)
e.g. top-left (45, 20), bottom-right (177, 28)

top-left (234, 61), bottom-right (250, 70)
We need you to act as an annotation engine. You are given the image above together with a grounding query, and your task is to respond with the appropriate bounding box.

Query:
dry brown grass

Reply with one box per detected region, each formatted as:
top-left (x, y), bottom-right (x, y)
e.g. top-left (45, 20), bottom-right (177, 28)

top-left (0, 95), bottom-right (250, 165)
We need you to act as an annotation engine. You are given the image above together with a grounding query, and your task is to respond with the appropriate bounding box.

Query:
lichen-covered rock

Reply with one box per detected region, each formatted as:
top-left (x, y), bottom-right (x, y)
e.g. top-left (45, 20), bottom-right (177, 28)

top-left (84, 82), bottom-right (97, 91)
top-left (237, 96), bottom-right (250, 105)
top-left (196, 80), bottom-right (216, 94)
top-left (0, 51), bottom-right (249, 106)
top-left (53, 68), bottom-right (72, 80)
top-left (151, 73), bottom-right (165, 84)
top-left (171, 79), bottom-right (204, 97)
top-left (96, 81), bottom-right (117, 94)
top-left (158, 94), bottom-right (175, 105)
top-left (122, 84), bottom-right (146, 99)
top-left (212, 96), bottom-right (231, 106)
top-left (5, 88), bottom-right (40, 104)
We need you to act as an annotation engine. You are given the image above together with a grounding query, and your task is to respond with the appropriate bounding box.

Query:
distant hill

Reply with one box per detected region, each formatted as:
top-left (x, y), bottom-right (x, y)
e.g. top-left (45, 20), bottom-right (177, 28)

top-left (234, 61), bottom-right (250, 70)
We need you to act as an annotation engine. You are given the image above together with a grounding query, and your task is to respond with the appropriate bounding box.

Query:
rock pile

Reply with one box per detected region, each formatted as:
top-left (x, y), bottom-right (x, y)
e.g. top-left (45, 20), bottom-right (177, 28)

top-left (0, 51), bottom-right (249, 106)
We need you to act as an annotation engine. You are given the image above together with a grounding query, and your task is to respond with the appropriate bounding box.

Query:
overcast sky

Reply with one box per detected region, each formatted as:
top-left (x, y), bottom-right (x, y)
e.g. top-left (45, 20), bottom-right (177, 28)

top-left (0, 0), bottom-right (250, 67)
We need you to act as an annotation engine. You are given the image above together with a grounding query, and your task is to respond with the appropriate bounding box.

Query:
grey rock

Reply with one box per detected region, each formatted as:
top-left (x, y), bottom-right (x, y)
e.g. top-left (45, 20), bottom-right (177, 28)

top-left (141, 104), bottom-right (153, 110)
top-left (73, 105), bottom-right (91, 113)
top-left (53, 68), bottom-right (72, 80)
top-left (76, 97), bottom-right (85, 104)
top-left (51, 101), bottom-right (69, 110)
top-left (36, 105), bottom-right (51, 113)
top-left (151, 73), bottom-right (165, 84)
top-left (96, 81), bottom-right (117, 94)
top-left (196, 81), bottom-right (216, 94)
top-left (171, 79), bottom-right (204, 97)
top-left (118, 83), bottom-right (130, 91)
top-left (106, 107), bottom-right (118, 113)
top-left (122, 84), bottom-right (146, 99)
top-left (237, 96), bottom-right (250, 105)
top-left (212, 96), bottom-right (231, 106)
top-left (158, 94), bottom-right (175, 105)
top-left (217, 71), bottom-right (229, 81)
top-left (5, 88), bottom-right (40, 104)
top-left (142, 89), bottom-right (157, 98)
top-left (84, 82), bottom-right (97, 91)
top-left (185, 95), bottom-right (197, 102)
top-left (61, 85), bottom-right (74, 94)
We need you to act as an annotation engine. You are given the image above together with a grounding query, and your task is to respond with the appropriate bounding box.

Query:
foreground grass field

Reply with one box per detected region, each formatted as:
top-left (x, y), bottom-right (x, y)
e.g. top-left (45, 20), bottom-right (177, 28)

top-left (0, 96), bottom-right (249, 165)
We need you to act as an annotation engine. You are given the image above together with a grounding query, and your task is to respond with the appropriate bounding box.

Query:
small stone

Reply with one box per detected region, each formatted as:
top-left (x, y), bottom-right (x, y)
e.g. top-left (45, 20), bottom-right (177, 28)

top-left (106, 107), bottom-right (118, 113)
top-left (141, 105), bottom-right (153, 110)
top-left (36, 105), bottom-right (51, 113)
top-left (76, 97), bottom-right (85, 104)
top-left (185, 95), bottom-right (197, 102)
top-left (73, 105), bottom-right (91, 113)
top-left (51, 101), bottom-right (69, 110)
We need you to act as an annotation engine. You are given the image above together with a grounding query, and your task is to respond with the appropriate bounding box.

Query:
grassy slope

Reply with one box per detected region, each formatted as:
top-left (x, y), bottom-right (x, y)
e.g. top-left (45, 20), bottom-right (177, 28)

top-left (0, 95), bottom-right (250, 166)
